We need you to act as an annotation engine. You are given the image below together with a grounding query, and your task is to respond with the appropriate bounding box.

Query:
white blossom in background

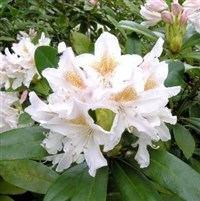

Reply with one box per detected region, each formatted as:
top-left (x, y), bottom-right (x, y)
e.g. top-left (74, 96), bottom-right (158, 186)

top-left (0, 32), bottom-right (51, 90)
top-left (25, 32), bottom-right (180, 176)
top-left (140, 0), bottom-right (200, 33)
top-left (0, 92), bottom-right (19, 132)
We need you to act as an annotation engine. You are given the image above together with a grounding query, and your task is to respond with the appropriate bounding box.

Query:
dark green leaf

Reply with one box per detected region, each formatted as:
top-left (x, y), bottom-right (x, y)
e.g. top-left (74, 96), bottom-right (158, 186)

top-left (140, 150), bottom-right (200, 201)
top-left (123, 0), bottom-right (141, 17)
top-left (180, 52), bottom-right (200, 60)
top-left (0, 178), bottom-right (26, 195)
top-left (125, 33), bottom-right (141, 55)
top-left (173, 124), bottom-right (195, 159)
top-left (189, 103), bottom-right (200, 118)
top-left (33, 78), bottom-right (51, 96)
top-left (0, 195), bottom-right (14, 201)
top-left (44, 163), bottom-right (108, 201)
top-left (34, 46), bottom-right (58, 75)
top-left (112, 160), bottom-right (162, 201)
top-left (71, 166), bottom-right (108, 201)
top-left (182, 33), bottom-right (200, 50)
top-left (0, 126), bottom-right (47, 160)
top-left (189, 158), bottom-right (200, 173)
top-left (165, 60), bottom-right (185, 87)
top-left (71, 32), bottom-right (93, 54)
top-left (119, 20), bottom-right (158, 41)
top-left (0, 160), bottom-right (58, 194)
top-left (160, 194), bottom-right (184, 201)
top-left (181, 117), bottom-right (200, 133)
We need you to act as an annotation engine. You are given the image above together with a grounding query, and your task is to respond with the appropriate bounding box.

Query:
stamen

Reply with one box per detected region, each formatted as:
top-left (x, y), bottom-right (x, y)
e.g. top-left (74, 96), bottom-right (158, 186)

top-left (94, 56), bottom-right (117, 76)
top-left (69, 116), bottom-right (87, 125)
top-left (144, 79), bottom-right (156, 91)
top-left (113, 87), bottom-right (137, 102)
top-left (65, 71), bottom-right (86, 89)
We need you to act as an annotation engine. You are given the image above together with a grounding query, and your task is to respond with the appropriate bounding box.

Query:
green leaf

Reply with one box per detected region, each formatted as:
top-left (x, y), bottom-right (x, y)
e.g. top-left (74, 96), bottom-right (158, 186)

top-left (106, 15), bottom-right (127, 39)
top-left (0, 126), bottom-right (47, 160)
top-left (0, 178), bottom-right (26, 195)
top-left (71, 166), bottom-right (108, 201)
top-left (95, 108), bottom-right (115, 131)
top-left (182, 33), bottom-right (200, 50)
top-left (123, 0), bottom-right (141, 17)
top-left (173, 124), bottom-right (195, 159)
top-left (0, 195), bottom-right (14, 201)
top-left (189, 158), bottom-right (200, 173)
top-left (0, 160), bottom-right (58, 194)
top-left (125, 33), bottom-right (141, 55)
top-left (165, 60), bottom-right (185, 87)
top-left (140, 150), bottom-right (200, 201)
top-left (189, 103), bottom-right (200, 118)
top-left (71, 32), bottom-right (93, 54)
top-left (34, 46), bottom-right (58, 75)
top-left (44, 163), bottom-right (108, 201)
top-left (112, 160), bottom-right (162, 201)
top-left (33, 78), bottom-right (51, 96)
top-left (119, 20), bottom-right (158, 41)
top-left (180, 52), bottom-right (200, 60)
top-left (181, 117), bottom-right (200, 133)
top-left (160, 194), bottom-right (184, 201)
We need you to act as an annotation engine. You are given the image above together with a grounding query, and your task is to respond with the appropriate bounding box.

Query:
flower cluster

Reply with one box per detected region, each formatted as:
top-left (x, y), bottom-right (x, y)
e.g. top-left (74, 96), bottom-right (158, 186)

top-left (25, 32), bottom-right (180, 176)
top-left (0, 32), bottom-right (51, 90)
top-left (140, 0), bottom-right (200, 32)
top-left (0, 92), bottom-right (19, 132)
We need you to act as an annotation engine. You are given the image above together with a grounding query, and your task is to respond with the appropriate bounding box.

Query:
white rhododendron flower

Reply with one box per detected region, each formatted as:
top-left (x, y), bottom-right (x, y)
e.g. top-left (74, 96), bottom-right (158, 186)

top-left (25, 32), bottom-right (181, 176)
top-left (0, 32), bottom-right (51, 89)
top-left (140, 0), bottom-right (200, 33)
top-left (0, 92), bottom-right (19, 132)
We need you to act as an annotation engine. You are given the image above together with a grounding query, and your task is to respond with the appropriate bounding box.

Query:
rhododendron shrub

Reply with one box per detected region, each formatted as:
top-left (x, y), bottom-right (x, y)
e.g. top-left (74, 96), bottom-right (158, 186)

top-left (0, 1), bottom-right (200, 201)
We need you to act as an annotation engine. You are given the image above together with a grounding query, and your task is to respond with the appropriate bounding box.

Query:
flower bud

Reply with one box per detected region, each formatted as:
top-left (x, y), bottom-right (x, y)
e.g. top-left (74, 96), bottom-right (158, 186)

top-left (161, 11), bottom-right (173, 24)
top-left (171, 2), bottom-right (182, 16)
top-left (180, 10), bottom-right (188, 25)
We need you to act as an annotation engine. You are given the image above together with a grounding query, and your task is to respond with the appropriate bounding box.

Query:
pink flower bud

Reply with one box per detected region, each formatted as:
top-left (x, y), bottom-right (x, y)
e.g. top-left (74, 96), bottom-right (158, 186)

top-left (161, 11), bottom-right (173, 24)
top-left (20, 90), bottom-right (28, 104)
top-left (171, 2), bottom-right (183, 16)
top-left (89, 0), bottom-right (97, 5)
top-left (180, 10), bottom-right (188, 25)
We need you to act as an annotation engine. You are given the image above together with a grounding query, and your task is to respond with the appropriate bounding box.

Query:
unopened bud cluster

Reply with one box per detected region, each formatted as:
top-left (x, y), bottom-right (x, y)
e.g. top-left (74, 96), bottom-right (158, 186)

top-left (140, 0), bottom-right (200, 53)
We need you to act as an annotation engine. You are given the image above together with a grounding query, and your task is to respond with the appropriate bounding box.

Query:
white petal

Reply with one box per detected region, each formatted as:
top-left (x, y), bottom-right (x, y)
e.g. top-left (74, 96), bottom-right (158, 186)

top-left (84, 137), bottom-right (107, 177)
top-left (155, 122), bottom-right (171, 141)
top-left (95, 32), bottom-right (121, 60)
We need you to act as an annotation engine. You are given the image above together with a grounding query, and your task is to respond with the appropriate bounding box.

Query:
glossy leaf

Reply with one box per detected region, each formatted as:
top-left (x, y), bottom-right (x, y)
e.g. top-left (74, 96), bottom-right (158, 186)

top-left (182, 33), bottom-right (200, 50)
top-left (180, 52), bottom-right (200, 60)
top-left (0, 160), bottom-right (58, 194)
top-left (139, 150), bottom-right (200, 201)
top-left (165, 60), bottom-right (185, 87)
top-left (0, 178), bottom-right (26, 195)
top-left (0, 195), bottom-right (14, 201)
top-left (119, 20), bottom-right (158, 41)
top-left (181, 117), bottom-right (200, 132)
top-left (44, 163), bottom-right (108, 201)
top-left (173, 124), bottom-right (195, 159)
top-left (189, 158), bottom-right (200, 173)
top-left (0, 126), bottom-right (47, 160)
top-left (125, 33), bottom-right (141, 55)
top-left (34, 46), bottom-right (58, 75)
top-left (71, 32), bottom-right (93, 54)
top-left (112, 160), bottom-right (162, 201)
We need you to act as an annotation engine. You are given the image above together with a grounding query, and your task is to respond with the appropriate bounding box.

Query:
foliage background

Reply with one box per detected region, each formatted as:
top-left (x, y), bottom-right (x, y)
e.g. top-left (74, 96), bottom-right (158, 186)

top-left (0, 0), bottom-right (200, 201)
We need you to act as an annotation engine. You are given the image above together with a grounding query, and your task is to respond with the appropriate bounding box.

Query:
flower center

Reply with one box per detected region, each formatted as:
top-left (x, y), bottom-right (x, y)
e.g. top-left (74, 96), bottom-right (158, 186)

top-left (113, 87), bottom-right (137, 102)
top-left (69, 116), bottom-right (87, 126)
top-left (94, 56), bottom-right (117, 76)
top-left (144, 78), bottom-right (156, 90)
top-left (65, 71), bottom-right (86, 89)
